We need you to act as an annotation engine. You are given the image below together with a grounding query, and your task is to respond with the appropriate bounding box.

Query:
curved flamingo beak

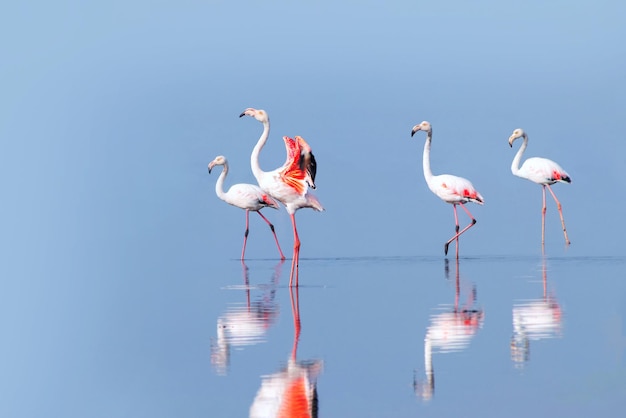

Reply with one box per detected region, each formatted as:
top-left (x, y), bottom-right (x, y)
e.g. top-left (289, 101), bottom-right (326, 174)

top-left (411, 125), bottom-right (421, 137)
top-left (239, 108), bottom-right (255, 118)
top-left (208, 162), bottom-right (215, 174)
top-left (508, 136), bottom-right (516, 147)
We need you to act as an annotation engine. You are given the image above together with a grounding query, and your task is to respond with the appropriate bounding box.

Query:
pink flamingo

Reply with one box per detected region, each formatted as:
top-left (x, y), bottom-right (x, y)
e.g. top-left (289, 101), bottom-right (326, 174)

top-left (509, 128), bottom-right (571, 247)
top-left (411, 121), bottom-right (484, 257)
top-left (208, 155), bottom-right (285, 261)
top-left (249, 285), bottom-right (322, 417)
top-left (240, 108), bottom-right (324, 287)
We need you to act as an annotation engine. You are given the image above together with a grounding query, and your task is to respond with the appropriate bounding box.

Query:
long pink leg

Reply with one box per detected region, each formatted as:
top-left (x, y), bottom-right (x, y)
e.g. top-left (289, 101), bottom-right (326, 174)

top-left (444, 203), bottom-right (477, 257)
top-left (256, 211), bottom-right (286, 260)
top-left (546, 184), bottom-right (571, 245)
top-left (241, 210), bottom-right (251, 260)
top-left (289, 213), bottom-right (301, 287)
top-left (541, 186), bottom-right (547, 248)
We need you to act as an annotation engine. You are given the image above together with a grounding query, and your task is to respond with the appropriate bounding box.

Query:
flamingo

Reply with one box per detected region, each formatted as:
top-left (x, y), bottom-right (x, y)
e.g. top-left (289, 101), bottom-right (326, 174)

top-left (509, 128), bottom-right (571, 247)
top-left (249, 286), bottom-right (322, 418)
top-left (414, 259), bottom-right (484, 401)
top-left (211, 260), bottom-right (284, 375)
top-left (240, 108), bottom-right (324, 287)
top-left (411, 121), bottom-right (484, 257)
top-left (510, 257), bottom-right (562, 367)
top-left (208, 155), bottom-right (286, 261)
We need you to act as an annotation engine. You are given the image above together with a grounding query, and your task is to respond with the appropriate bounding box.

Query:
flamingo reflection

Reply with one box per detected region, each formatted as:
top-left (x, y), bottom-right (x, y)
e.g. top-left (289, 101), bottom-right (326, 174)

top-left (211, 261), bottom-right (284, 375)
top-left (415, 259), bottom-right (484, 401)
top-left (250, 286), bottom-right (322, 417)
top-left (510, 257), bottom-right (562, 367)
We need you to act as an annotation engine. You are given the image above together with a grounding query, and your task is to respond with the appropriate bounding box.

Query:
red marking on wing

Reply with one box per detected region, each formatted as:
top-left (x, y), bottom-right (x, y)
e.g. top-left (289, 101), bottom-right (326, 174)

top-left (278, 376), bottom-right (311, 418)
top-left (441, 182), bottom-right (447, 189)
top-left (462, 189), bottom-right (477, 199)
top-left (552, 170), bottom-right (562, 181)
top-left (279, 136), bottom-right (309, 195)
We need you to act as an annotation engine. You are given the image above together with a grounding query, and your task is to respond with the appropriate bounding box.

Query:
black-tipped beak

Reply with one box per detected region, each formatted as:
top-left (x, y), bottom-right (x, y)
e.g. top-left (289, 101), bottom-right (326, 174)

top-left (411, 128), bottom-right (420, 137)
top-left (208, 165), bottom-right (213, 174)
top-left (239, 112), bottom-right (246, 118)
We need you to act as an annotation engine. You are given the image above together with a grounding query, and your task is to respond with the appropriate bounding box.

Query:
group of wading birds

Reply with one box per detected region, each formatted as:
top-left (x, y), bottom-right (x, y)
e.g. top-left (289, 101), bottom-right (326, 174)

top-left (208, 108), bottom-right (572, 286)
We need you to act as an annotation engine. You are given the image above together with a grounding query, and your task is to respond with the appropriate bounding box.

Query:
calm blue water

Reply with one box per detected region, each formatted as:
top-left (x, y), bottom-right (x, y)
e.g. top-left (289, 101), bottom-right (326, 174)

top-left (205, 255), bottom-right (626, 417)
top-left (5, 252), bottom-right (623, 417)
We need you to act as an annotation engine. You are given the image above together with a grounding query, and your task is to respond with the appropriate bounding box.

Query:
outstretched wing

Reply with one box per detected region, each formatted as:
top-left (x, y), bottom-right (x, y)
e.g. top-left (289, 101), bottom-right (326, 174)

top-left (296, 136), bottom-right (317, 189)
top-left (279, 135), bottom-right (319, 194)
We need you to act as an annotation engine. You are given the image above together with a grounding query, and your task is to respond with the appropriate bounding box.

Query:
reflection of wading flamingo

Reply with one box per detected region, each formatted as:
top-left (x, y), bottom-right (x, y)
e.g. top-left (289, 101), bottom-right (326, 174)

top-left (510, 258), bottom-right (562, 366)
top-left (411, 122), bottom-right (484, 258)
top-left (211, 261), bottom-right (284, 375)
top-left (414, 259), bottom-right (484, 401)
top-left (208, 156), bottom-right (285, 260)
top-left (250, 286), bottom-right (322, 417)
top-left (241, 108), bottom-right (324, 286)
top-left (508, 128), bottom-right (571, 247)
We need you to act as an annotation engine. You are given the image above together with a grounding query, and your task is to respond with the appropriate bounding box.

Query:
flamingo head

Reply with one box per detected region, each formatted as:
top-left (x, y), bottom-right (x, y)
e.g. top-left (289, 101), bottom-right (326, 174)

top-left (239, 107), bottom-right (269, 123)
top-left (411, 121), bottom-right (432, 137)
top-left (508, 128), bottom-right (526, 147)
top-left (208, 155), bottom-right (227, 174)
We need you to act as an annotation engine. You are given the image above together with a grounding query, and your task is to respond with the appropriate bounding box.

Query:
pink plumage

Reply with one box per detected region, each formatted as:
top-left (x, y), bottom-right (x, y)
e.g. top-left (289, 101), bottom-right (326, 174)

top-left (240, 108), bottom-right (323, 287)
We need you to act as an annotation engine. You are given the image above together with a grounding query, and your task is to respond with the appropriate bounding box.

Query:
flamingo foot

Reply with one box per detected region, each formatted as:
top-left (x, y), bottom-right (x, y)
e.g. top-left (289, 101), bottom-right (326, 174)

top-left (444, 242), bottom-right (450, 256)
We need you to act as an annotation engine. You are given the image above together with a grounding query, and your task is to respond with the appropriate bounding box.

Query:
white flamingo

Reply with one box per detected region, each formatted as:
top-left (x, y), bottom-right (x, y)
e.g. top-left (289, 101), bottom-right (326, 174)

top-left (208, 155), bottom-right (285, 260)
top-left (240, 108), bottom-right (324, 286)
top-left (414, 259), bottom-right (484, 401)
top-left (510, 258), bottom-right (562, 367)
top-left (509, 128), bottom-right (571, 247)
top-left (211, 261), bottom-right (283, 376)
top-left (411, 121), bottom-right (484, 257)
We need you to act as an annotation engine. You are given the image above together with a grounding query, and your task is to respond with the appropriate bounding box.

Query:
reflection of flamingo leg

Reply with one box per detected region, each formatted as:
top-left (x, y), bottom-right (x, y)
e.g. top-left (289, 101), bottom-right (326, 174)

top-left (289, 286), bottom-right (301, 361)
top-left (241, 260), bottom-right (251, 310)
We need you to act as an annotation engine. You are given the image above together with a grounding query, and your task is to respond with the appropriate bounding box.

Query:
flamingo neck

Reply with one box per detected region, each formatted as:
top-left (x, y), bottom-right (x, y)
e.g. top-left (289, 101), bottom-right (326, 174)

top-left (214, 163), bottom-right (228, 202)
top-left (511, 133), bottom-right (528, 177)
top-left (250, 119), bottom-right (270, 184)
top-left (422, 129), bottom-right (435, 184)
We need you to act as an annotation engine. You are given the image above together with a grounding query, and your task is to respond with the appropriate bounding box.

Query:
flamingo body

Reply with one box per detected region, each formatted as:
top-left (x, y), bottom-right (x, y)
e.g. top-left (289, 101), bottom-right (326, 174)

top-left (514, 156), bottom-right (571, 186)
top-left (509, 128), bottom-right (571, 246)
top-left (411, 121), bottom-right (483, 257)
top-left (427, 174), bottom-right (484, 205)
top-left (208, 155), bottom-right (286, 260)
top-left (219, 182), bottom-right (279, 211)
top-left (240, 108), bottom-right (323, 286)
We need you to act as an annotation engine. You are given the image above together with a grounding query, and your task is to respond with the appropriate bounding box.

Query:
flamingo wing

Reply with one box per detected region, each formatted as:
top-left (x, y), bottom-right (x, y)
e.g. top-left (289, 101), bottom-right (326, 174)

top-left (431, 175), bottom-right (484, 205)
top-left (519, 157), bottom-right (571, 185)
top-left (279, 136), bottom-right (318, 195)
top-left (226, 184), bottom-right (280, 210)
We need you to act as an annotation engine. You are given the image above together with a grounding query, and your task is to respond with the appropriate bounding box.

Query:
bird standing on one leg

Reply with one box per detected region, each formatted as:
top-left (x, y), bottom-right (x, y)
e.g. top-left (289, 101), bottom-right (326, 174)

top-left (508, 128), bottom-right (571, 248)
top-left (208, 155), bottom-right (286, 261)
top-left (240, 108), bottom-right (323, 286)
top-left (411, 121), bottom-right (484, 258)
